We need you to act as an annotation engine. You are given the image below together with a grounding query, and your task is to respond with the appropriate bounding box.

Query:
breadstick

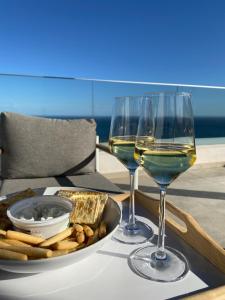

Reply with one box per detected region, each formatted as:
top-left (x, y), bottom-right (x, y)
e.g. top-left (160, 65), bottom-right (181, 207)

top-left (0, 242), bottom-right (52, 258)
top-left (53, 240), bottom-right (79, 250)
top-left (73, 224), bottom-right (83, 232)
top-left (0, 240), bottom-right (10, 247)
top-left (3, 239), bottom-right (32, 247)
top-left (87, 228), bottom-right (99, 246)
top-left (76, 231), bottom-right (85, 244)
top-left (6, 230), bottom-right (44, 245)
top-left (51, 250), bottom-right (69, 257)
top-left (83, 225), bottom-right (94, 237)
top-left (0, 249), bottom-right (28, 260)
top-left (66, 237), bottom-right (76, 242)
top-left (0, 229), bottom-right (6, 236)
top-left (98, 222), bottom-right (107, 238)
top-left (40, 227), bottom-right (73, 247)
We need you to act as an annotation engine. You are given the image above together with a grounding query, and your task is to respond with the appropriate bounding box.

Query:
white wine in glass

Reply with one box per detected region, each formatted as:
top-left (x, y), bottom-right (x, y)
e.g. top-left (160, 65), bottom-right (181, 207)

top-left (109, 96), bottom-right (154, 244)
top-left (129, 92), bottom-right (196, 281)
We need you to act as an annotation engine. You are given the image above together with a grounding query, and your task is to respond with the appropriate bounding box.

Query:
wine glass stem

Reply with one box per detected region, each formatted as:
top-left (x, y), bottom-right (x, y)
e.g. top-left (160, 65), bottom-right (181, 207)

top-left (156, 186), bottom-right (167, 260)
top-left (128, 170), bottom-right (136, 228)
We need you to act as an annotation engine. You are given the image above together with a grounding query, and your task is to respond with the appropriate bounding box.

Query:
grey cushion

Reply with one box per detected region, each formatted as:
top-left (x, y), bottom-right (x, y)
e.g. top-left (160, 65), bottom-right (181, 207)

top-left (0, 172), bottom-right (122, 196)
top-left (1, 112), bottom-right (96, 179)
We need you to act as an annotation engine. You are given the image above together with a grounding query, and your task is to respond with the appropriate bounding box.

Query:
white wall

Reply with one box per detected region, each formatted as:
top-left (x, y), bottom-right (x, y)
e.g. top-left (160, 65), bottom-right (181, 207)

top-left (98, 144), bottom-right (225, 175)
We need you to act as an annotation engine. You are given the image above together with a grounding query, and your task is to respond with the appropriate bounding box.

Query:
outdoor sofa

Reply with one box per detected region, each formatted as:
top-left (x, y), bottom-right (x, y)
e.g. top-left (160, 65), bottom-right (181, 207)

top-left (0, 112), bottom-right (121, 196)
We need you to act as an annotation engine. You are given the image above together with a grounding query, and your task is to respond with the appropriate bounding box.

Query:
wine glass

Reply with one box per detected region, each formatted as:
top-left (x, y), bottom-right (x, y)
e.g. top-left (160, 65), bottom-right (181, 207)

top-left (109, 96), bottom-right (154, 244)
top-left (129, 92), bottom-right (196, 281)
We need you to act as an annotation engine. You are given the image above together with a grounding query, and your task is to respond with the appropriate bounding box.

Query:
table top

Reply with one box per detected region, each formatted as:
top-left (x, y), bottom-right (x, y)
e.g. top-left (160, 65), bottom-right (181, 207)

top-left (0, 186), bottom-right (224, 300)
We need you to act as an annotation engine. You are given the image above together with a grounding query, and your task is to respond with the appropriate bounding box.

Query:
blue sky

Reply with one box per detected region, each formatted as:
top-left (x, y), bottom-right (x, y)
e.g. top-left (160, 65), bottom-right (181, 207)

top-left (0, 0), bottom-right (225, 116)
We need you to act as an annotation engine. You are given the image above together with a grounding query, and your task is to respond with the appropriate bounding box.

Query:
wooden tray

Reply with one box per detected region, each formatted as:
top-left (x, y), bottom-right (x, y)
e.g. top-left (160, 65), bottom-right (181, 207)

top-left (113, 190), bottom-right (225, 299)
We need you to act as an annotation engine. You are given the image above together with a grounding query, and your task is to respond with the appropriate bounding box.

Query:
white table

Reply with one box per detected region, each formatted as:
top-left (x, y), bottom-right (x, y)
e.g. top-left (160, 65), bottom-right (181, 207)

top-left (0, 187), bottom-right (224, 300)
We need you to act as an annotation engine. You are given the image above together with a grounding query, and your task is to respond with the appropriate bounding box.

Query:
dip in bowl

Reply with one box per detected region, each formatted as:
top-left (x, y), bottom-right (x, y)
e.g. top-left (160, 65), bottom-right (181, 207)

top-left (7, 195), bottom-right (73, 238)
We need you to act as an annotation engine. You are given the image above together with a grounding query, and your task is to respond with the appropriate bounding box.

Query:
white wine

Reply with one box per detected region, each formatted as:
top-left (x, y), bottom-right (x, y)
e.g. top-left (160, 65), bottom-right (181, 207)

top-left (135, 142), bottom-right (196, 186)
top-left (109, 136), bottom-right (138, 172)
top-left (134, 136), bottom-right (155, 164)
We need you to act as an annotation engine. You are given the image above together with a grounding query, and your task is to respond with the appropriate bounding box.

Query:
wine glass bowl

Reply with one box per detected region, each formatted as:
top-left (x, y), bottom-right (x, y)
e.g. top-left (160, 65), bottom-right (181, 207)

top-left (109, 96), bottom-right (154, 244)
top-left (129, 92), bottom-right (196, 282)
top-left (109, 135), bottom-right (138, 173)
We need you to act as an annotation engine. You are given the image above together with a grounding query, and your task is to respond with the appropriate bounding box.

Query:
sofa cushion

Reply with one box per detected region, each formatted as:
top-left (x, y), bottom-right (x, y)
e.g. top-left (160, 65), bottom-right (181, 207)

top-left (1, 112), bottom-right (96, 179)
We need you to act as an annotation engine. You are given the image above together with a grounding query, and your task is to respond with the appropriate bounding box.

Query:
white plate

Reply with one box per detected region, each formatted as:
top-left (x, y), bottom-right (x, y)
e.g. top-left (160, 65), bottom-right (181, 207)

top-left (0, 187), bottom-right (121, 273)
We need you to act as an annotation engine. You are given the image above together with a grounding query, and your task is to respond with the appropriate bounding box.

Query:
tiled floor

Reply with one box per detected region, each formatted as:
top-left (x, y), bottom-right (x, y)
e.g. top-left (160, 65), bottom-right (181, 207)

top-left (105, 164), bottom-right (225, 247)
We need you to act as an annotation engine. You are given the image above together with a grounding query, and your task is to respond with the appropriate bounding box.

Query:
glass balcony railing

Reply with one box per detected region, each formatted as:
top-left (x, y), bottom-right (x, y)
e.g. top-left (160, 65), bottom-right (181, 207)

top-left (0, 73), bottom-right (225, 144)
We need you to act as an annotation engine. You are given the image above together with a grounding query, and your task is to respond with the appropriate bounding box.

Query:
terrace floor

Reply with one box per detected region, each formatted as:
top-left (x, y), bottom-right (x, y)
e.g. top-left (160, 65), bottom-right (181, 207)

top-left (105, 164), bottom-right (225, 247)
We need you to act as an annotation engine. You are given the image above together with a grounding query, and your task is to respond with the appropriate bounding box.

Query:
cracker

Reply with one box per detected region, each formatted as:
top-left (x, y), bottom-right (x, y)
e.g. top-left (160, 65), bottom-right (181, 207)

top-left (57, 190), bottom-right (108, 225)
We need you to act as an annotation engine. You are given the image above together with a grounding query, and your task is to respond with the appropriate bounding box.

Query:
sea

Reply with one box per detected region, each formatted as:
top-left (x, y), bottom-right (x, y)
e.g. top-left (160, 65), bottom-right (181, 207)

top-left (44, 116), bottom-right (225, 144)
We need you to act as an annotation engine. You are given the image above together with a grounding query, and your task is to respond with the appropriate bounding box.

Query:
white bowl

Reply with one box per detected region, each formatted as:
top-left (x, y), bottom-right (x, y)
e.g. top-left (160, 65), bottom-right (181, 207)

top-left (0, 194), bottom-right (121, 273)
top-left (7, 195), bottom-right (73, 239)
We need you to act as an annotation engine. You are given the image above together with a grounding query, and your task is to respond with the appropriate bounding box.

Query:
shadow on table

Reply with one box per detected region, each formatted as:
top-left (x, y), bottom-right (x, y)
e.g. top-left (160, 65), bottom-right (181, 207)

top-left (0, 270), bottom-right (35, 280)
top-left (117, 183), bottom-right (225, 201)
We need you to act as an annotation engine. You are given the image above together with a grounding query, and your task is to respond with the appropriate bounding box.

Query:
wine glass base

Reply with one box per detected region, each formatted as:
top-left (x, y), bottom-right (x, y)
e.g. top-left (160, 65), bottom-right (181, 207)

top-left (128, 245), bottom-right (189, 282)
top-left (113, 220), bottom-right (154, 244)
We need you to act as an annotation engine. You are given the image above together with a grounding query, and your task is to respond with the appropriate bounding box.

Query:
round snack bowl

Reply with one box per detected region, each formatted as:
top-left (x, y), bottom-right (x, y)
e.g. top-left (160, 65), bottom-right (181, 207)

top-left (0, 195), bottom-right (121, 273)
top-left (7, 195), bottom-right (73, 239)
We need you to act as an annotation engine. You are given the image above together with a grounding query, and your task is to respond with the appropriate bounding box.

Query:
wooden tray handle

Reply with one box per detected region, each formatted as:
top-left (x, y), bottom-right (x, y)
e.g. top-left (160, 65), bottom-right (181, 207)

top-left (134, 190), bottom-right (225, 274)
top-left (184, 285), bottom-right (225, 299)
top-left (111, 193), bottom-right (129, 202)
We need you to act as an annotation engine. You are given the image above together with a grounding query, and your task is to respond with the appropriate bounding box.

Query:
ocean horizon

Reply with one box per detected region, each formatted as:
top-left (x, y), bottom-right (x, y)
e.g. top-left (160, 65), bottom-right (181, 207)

top-left (41, 115), bottom-right (225, 143)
